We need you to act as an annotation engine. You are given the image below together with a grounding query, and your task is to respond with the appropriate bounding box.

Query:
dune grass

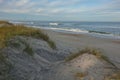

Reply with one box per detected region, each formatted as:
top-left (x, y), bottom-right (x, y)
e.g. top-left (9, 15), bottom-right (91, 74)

top-left (65, 48), bottom-right (116, 67)
top-left (74, 72), bottom-right (87, 79)
top-left (0, 20), bottom-right (13, 25)
top-left (0, 51), bottom-right (6, 63)
top-left (0, 51), bottom-right (13, 80)
top-left (65, 48), bottom-right (101, 62)
top-left (0, 20), bottom-right (9, 24)
top-left (105, 71), bottom-right (120, 80)
top-left (0, 22), bottom-right (56, 49)
top-left (23, 44), bottom-right (34, 56)
top-left (109, 71), bottom-right (120, 80)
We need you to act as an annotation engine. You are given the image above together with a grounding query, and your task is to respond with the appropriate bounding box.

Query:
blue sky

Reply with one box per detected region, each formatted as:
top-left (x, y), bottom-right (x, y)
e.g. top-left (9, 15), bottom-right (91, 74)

top-left (0, 0), bottom-right (120, 21)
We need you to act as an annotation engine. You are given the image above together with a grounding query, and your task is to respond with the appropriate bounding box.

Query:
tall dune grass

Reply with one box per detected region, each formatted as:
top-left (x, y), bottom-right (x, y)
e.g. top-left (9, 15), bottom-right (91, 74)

top-left (0, 22), bottom-right (56, 49)
top-left (0, 20), bottom-right (9, 24)
top-left (65, 48), bottom-right (116, 67)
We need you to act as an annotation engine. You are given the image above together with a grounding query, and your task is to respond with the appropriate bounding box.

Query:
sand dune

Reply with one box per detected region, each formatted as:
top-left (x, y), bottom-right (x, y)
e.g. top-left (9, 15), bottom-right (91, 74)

top-left (43, 29), bottom-right (120, 68)
top-left (0, 28), bottom-right (120, 80)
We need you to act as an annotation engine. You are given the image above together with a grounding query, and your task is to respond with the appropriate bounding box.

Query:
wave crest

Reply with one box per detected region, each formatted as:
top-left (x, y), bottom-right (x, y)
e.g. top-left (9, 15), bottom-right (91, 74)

top-left (49, 23), bottom-right (59, 26)
top-left (40, 27), bottom-right (88, 33)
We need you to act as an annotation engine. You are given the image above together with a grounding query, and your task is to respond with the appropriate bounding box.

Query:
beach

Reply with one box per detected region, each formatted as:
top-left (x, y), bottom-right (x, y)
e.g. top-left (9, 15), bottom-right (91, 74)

top-left (43, 29), bottom-right (120, 68)
top-left (1, 0), bottom-right (120, 79)
top-left (0, 21), bottom-right (120, 80)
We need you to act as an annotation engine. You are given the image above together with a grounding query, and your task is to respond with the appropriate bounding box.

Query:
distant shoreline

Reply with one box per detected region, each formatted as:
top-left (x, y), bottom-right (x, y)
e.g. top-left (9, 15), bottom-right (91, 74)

top-left (10, 21), bottom-right (120, 40)
top-left (30, 26), bottom-right (120, 40)
top-left (42, 28), bottom-right (120, 67)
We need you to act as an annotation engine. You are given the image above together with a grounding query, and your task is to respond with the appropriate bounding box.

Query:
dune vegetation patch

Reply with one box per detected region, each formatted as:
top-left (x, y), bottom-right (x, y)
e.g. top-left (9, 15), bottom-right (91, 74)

top-left (74, 72), bottom-right (87, 80)
top-left (0, 22), bottom-right (56, 49)
top-left (105, 71), bottom-right (120, 80)
top-left (0, 51), bottom-right (13, 80)
top-left (0, 20), bottom-right (13, 26)
top-left (0, 20), bottom-right (9, 24)
top-left (23, 44), bottom-right (34, 56)
top-left (65, 48), bottom-right (116, 67)
top-left (0, 52), bottom-right (6, 63)
top-left (65, 48), bottom-right (101, 62)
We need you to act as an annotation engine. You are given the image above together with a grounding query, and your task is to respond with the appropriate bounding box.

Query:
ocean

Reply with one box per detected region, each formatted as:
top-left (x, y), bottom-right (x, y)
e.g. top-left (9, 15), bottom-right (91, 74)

top-left (11, 21), bottom-right (120, 39)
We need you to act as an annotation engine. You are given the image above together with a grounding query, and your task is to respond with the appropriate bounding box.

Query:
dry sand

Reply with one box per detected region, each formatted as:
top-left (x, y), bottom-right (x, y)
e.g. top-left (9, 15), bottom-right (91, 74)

top-left (1, 29), bottom-right (119, 80)
top-left (42, 29), bottom-right (120, 68)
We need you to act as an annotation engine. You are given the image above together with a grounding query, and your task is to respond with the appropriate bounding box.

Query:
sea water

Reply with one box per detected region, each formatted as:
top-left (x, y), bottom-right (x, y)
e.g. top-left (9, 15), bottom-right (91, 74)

top-left (11, 21), bottom-right (120, 39)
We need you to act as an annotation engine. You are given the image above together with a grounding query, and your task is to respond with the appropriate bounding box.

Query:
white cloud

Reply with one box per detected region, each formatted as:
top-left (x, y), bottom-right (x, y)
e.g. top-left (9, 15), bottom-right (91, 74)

top-left (15, 0), bottom-right (29, 7)
top-left (48, 0), bottom-right (83, 7)
top-left (0, 0), bottom-right (3, 3)
top-left (0, 0), bottom-right (37, 14)
top-left (0, 0), bottom-right (120, 21)
top-left (49, 8), bottom-right (65, 14)
top-left (2, 9), bottom-right (30, 13)
top-left (35, 8), bottom-right (44, 13)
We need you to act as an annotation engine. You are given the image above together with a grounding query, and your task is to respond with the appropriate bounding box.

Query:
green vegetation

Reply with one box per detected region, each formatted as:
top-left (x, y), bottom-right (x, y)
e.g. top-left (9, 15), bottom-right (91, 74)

top-left (65, 52), bottom-right (81, 62)
top-left (23, 44), bottom-right (34, 56)
top-left (7, 37), bottom-right (34, 56)
top-left (0, 21), bottom-right (56, 79)
top-left (0, 52), bottom-right (6, 63)
top-left (75, 72), bottom-right (87, 78)
top-left (65, 48), bottom-right (116, 67)
top-left (0, 20), bottom-right (9, 24)
top-left (74, 72), bottom-right (87, 80)
top-left (105, 71), bottom-right (120, 80)
top-left (0, 22), bottom-right (56, 49)
top-left (10, 42), bottom-right (21, 48)
top-left (0, 20), bottom-right (13, 26)
top-left (0, 51), bottom-right (13, 80)
top-left (65, 48), bottom-right (102, 62)
top-left (7, 38), bottom-right (22, 48)
top-left (47, 40), bottom-right (56, 49)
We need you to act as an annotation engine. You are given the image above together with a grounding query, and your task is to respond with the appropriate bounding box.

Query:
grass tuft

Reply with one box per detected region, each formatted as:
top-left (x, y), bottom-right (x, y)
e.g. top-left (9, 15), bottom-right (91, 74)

top-left (75, 72), bottom-right (87, 78)
top-left (23, 44), bottom-right (34, 56)
top-left (0, 20), bottom-right (9, 24)
top-left (74, 72), bottom-right (87, 80)
top-left (0, 51), bottom-right (13, 80)
top-left (65, 48), bottom-right (116, 67)
top-left (65, 52), bottom-right (81, 62)
top-left (105, 71), bottom-right (120, 80)
top-left (0, 52), bottom-right (6, 63)
top-left (47, 40), bottom-right (56, 49)
top-left (0, 22), bottom-right (56, 49)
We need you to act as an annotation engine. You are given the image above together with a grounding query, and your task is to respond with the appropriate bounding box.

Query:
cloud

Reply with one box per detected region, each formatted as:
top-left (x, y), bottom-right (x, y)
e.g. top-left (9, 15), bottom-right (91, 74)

top-left (0, 0), bottom-right (84, 14)
top-left (47, 0), bottom-right (83, 7)
top-left (0, 0), bottom-right (36, 13)
top-left (2, 9), bottom-right (30, 13)
top-left (0, 0), bottom-right (3, 3)
top-left (14, 0), bottom-right (29, 7)
top-left (0, 0), bottom-right (120, 21)
top-left (35, 8), bottom-right (44, 13)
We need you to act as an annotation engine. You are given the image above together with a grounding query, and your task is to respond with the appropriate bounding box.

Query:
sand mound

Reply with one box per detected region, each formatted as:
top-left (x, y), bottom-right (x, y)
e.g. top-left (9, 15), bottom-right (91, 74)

top-left (0, 36), bottom-right (117, 80)
top-left (0, 36), bottom-right (69, 80)
top-left (46, 53), bottom-right (115, 80)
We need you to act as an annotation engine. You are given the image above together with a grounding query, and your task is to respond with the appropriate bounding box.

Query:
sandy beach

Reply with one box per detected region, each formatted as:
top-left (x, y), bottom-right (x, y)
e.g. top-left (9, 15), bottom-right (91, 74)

top-left (1, 0), bottom-right (120, 79)
top-left (43, 29), bottom-right (120, 68)
top-left (0, 21), bottom-right (120, 80)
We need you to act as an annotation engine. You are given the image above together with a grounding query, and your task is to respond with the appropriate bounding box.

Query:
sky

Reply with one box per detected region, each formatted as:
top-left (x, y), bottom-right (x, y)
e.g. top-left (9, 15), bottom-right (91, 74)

top-left (0, 0), bottom-right (120, 21)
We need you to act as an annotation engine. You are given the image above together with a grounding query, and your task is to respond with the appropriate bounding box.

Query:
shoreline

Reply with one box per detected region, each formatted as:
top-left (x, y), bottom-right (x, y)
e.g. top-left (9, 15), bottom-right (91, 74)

top-left (30, 26), bottom-right (120, 40)
top-left (42, 28), bottom-right (120, 68)
top-left (42, 28), bottom-right (120, 44)
top-left (0, 21), bottom-right (120, 80)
